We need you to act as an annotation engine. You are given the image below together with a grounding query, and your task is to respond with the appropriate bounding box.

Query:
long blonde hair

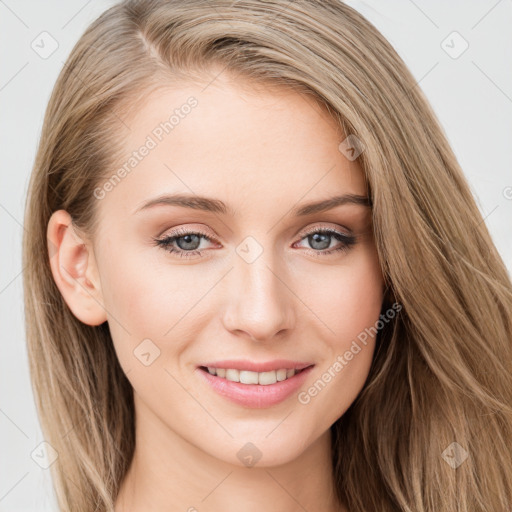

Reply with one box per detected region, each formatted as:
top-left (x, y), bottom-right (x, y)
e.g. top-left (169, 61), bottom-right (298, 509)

top-left (23, 1), bottom-right (512, 510)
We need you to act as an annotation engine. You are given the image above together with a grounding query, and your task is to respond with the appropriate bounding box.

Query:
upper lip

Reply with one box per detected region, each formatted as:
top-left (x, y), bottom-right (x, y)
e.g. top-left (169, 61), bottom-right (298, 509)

top-left (199, 359), bottom-right (314, 372)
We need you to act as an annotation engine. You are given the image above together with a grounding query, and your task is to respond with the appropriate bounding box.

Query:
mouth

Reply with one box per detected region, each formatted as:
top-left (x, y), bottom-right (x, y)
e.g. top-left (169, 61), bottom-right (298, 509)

top-left (196, 363), bottom-right (315, 408)
top-left (198, 365), bottom-right (311, 385)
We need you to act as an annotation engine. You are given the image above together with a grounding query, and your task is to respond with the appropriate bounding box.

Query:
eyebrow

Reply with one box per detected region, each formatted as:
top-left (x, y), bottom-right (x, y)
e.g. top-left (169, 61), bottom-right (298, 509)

top-left (134, 193), bottom-right (371, 216)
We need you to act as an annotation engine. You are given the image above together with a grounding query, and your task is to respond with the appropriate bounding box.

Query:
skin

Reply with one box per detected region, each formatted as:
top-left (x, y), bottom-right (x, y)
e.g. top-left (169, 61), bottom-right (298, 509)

top-left (47, 70), bottom-right (384, 512)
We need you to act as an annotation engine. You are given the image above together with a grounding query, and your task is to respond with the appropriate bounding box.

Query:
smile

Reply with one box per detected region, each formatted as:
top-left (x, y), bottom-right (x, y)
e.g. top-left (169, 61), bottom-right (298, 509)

top-left (196, 364), bottom-right (315, 408)
top-left (201, 366), bottom-right (300, 385)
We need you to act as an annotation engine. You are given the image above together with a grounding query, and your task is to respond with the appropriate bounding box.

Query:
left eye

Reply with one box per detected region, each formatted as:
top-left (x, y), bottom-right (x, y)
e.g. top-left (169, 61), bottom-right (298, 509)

top-left (294, 229), bottom-right (356, 256)
top-left (154, 227), bottom-right (356, 259)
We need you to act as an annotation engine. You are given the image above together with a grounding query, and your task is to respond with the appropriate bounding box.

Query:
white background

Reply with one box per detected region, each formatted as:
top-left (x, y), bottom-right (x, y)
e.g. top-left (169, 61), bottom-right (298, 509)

top-left (1, 1), bottom-right (511, 510)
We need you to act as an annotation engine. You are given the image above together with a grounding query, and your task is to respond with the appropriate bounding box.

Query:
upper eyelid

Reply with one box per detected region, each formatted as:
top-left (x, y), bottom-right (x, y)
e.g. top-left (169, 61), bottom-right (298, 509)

top-left (300, 225), bottom-right (352, 237)
top-left (161, 222), bottom-right (352, 239)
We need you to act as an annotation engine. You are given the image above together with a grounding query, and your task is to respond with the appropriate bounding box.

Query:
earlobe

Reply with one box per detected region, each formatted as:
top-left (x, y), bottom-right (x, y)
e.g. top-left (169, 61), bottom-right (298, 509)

top-left (47, 210), bottom-right (108, 326)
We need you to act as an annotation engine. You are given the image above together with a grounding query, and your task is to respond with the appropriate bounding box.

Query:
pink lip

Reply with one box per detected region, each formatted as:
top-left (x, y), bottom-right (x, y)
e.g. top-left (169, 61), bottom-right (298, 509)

top-left (199, 359), bottom-right (313, 372)
top-left (195, 365), bottom-right (315, 409)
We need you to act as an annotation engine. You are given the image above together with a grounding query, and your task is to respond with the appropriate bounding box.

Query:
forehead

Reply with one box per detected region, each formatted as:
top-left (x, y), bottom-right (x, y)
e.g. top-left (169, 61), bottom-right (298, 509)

top-left (97, 74), bottom-right (367, 220)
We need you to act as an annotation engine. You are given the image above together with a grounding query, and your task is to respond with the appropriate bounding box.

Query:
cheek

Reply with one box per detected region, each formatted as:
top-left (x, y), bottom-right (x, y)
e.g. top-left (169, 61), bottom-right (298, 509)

top-left (99, 246), bottom-right (219, 372)
top-left (100, 240), bottom-right (193, 326)
top-left (100, 258), bottom-right (166, 333)
top-left (298, 248), bottom-right (383, 344)
top-left (294, 248), bottom-right (383, 417)
top-left (96, 249), bottom-right (171, 364)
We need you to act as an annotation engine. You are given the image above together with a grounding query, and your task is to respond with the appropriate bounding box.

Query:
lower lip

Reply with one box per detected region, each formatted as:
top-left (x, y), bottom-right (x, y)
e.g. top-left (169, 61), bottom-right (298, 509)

top-left (196, 366), bottom-right (314, 408)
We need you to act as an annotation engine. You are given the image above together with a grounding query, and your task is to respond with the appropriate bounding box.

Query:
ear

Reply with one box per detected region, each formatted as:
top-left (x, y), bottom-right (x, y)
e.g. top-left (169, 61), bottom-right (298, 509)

top-left (47, 210), bottom-right (108, 326)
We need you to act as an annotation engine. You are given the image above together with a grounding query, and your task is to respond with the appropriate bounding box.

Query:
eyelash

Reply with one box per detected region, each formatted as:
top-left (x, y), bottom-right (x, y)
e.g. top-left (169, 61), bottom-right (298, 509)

top-left (153, 226), bottom-right (356, 260)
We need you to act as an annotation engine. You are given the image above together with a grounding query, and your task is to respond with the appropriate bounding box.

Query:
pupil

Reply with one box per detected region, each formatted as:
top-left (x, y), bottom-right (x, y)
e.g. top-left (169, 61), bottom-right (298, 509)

top-left (309, 233), bottom-right (330, 250)
top-left (177, 234), bottom-right (200, 250)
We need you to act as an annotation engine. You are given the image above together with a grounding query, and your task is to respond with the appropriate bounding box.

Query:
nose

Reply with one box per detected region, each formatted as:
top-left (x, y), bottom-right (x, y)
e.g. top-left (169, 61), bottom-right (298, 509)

top-left (222, 246), bottom-right (296, 343)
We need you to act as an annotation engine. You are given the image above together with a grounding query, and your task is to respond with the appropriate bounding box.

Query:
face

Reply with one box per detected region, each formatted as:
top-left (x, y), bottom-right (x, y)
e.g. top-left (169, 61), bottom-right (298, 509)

top-left (57, 72), bottom-right (384, 467)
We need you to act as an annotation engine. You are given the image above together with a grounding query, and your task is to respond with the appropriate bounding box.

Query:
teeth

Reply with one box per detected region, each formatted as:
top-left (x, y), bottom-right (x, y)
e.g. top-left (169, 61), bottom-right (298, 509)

top-left (240, 370), bottom-right (259, 384)
top-left (225, 369), bottom-right (240, 382)
top-left (259, 371), bottom-right (277, 385)
top-left (276, 369), bottom-right (287, 381)
top-left (205, 367), bottom-right (298, 385)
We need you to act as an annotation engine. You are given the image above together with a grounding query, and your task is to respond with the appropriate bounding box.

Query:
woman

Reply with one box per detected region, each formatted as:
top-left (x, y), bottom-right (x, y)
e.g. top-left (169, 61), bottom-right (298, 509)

top-left (23, 0), bottom-right (512, 511)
